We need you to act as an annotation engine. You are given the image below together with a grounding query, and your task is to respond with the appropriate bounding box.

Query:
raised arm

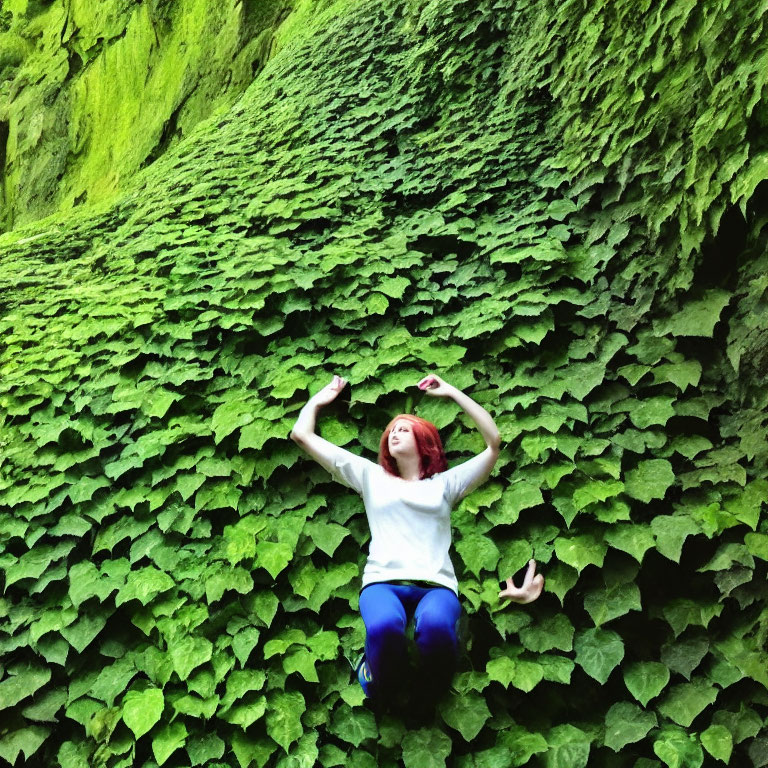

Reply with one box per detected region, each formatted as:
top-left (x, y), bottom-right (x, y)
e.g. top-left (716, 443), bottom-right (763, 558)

top-left (419, 373), bottom-right (501, 502)
top-left (290, 375), bottom-right (349, 475)
top-left (419, 373), bottom-right (501, 455)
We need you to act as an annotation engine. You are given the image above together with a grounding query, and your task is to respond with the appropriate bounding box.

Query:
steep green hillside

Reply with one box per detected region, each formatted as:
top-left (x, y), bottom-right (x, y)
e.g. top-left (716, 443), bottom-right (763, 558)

top-left (0, 0), bottom-right (306, 232)
top-left (1, 1), bottom-right (767, 767)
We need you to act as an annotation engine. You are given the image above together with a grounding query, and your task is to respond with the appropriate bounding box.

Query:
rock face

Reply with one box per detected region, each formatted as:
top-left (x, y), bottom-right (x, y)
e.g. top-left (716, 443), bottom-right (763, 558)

top-left (0, 0), bottom-right (299, 231)
top-left (1, 1), bottom-right (767, 767)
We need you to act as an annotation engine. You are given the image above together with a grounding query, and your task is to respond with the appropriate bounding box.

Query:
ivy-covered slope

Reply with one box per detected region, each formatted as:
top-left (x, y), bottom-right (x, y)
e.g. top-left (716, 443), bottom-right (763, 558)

top-left (0, 0), bottom-right (304, 233)
top-left (1, 0), bottom-right (768, 766)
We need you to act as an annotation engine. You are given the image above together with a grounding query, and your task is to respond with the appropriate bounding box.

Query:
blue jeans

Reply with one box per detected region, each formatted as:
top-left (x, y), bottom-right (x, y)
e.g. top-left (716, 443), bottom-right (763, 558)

top-left (358, 581), bottom-right (461, 700)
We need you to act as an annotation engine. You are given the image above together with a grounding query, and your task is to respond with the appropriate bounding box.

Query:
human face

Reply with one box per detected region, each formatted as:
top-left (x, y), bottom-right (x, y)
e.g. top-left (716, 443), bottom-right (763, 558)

top-left (388, 419), bottom-right (418, 458)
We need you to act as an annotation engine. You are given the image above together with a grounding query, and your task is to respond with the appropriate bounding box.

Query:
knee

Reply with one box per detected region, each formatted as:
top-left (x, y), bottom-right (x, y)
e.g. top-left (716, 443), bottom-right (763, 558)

top-left (367, 614), bottom-right (406, 646)
top-left (416, 614), bottom-right (458, 651)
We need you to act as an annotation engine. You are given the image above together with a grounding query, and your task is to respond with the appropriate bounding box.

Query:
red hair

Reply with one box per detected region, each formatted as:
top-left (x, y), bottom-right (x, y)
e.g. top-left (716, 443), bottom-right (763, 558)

top-left (378, 414), bottom-right (448, 479)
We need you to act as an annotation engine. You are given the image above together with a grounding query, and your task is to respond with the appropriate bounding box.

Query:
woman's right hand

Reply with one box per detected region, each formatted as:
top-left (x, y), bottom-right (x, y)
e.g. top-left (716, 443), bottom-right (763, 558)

top-left (499, 560), bottom-right (544, 604)
top-left (310, 375), bottom-right (348, 407)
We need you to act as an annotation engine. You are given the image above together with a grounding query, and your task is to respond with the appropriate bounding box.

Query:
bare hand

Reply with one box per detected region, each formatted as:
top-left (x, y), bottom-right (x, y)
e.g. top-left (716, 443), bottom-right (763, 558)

top-left (499, 560), bottom-right (544, 604)
top-left (417, 373), bottom-right (455, 398)
top-left (311, 375), bottom-right (347, 408)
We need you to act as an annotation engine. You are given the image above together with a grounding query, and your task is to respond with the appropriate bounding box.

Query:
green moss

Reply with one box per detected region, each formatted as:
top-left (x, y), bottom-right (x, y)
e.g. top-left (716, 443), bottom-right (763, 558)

top-left (1, 0), bottom-right (297, 232)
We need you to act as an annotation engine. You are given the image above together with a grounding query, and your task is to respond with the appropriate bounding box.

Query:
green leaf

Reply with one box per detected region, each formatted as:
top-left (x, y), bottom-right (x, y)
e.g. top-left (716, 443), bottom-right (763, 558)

top-left (186, 732), bottom-right (225, 766)
top-left (654, 290), bottom-right (731, 338)
top-left (604, 523), bottom-right (655, 563)
top-left (376, 275), bottom-right (411, 298)
top-left (152, 721), bottom-right (187, 766)
top-left (626, 397), bottom-right (676, 429)
top-left (700, 725), bottom-right (732, 764)
top-left (232, 627), bottom-right (261, 667)
top-left (263, 629), bottom-right (306, 658)
top-left (490, 609), bottom-right (532, 639)
top-left (572, 479), bottom-right (624, 510)
top-left (239, 418), bottom-right (290, 451)
top-left (223, 523), bottom-right (257, 565)
top-left (724, 479), bottom-right (768, 528)
top-left (698, 542), bottom-right (754, 572)
top-left (295, 632), bottom-right (329, 664)
top-left (439, 692), bottom-right (491, 741)
top-left (21, 687), bottom-right (67, 722)
top-left (211, 397), bottom-right (254, 443)
top-left (329, 703), bottom-right (377, 747)
top-left (266, 690), bottom-right (305, 752)
top-left (669, 435), bottom-right (712, 460)
top-left (59, 611), bottom-right (107, 654)
top-left (319, 417), bottom-right (358, 446)
top-left (663, 599), bottom-right (723, 637)
top-left (255, 540), bottom-right (294, 579)
top-left (537, 654), bottom-right (574, 684)
top-left (653, 725), bottom-right (704, 768)
top-left (573, 628), bottom-right (624, 684)
top-left (652, 361), bottom-right (702, 392)
top-left (141, 387), bottom-right (182, 419)
top-left (563, 361), bottom-right (606, 400)
top-left (67, 475), bottom-right (111, 504)
top-left (604, 702), bottom-right (657, 751)
top-left (745, 532), bottom-right (768, 561)
top-left (219, 669), bottom-right (267, 712)
top-left (661, 634), bottom-right (709, 680)
top-left (122, 688), bottom-right (164, 739)
top-left (494, 726), bottom-right (548, 766)
top-left (456, 535), bottom-right (501, 578)
top-left (0, 663), bottom-right (52, 709)
top-left (462, 482), bottom-right (504, 513)
top-left (554, 534), bottom-right (607, 571)
top-left (29, 604), bottom-right (77, 643)
top-left (712, 703), bottom-right (762, 744)
top-left (623, 661), bottom-right (670, 706)
top-left (232, 732), bottom-right (276, 768)
top-left (218, 696), bottom-right (267, 728)
top-left (546, 199), bottom-right (577, 221)
top-left (402, 728), bottom-right (453, 768)
top-left (115, 566), bottom-right (175, 606)
top-left (519, 614), bottom-right (574, 653)
top-left (487, 481), bottom-right (543, 525)
top-left (36, 635), bottom-right (69, 666)
top-left (248, 590), bottom-right (280, 627)
top-left (204, 564), bottom-right (253, 602)
top-left (513, 315), bottom-right (554, 344)
top-left (651, 515), bottom-right (700, 562)
top-left (657, 679), bottom-right (718, 727)
top-left (57, 739), bottom-right (94, 768)
top-left (544, 562), bottom-right (579, 604)
top-left (283, 647), bottom-right (319, 682)
top-left (5, 546), bottom-right (55, 586)
top-left (169, 635), bottom-right (213, 681)
top-left (486, 654), bottom-right (544, 692)
top-left (543, 724), bottom-right (591, 768)
top-left (0, 726), bottom-right (50, 765)
top-left (304, 520), bottom-right (349, 557)
top-left (583, 582), bottom-right (641, 626)
top-left (280, 731), bottom-right (319, 768)
top-left (364, 292), bottom-right (389, 314)
top-left (624, 460), bottom-right (675, 503)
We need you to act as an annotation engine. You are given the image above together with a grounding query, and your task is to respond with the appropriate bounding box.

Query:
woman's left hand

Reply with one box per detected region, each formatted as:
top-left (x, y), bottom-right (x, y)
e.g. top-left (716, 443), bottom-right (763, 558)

top-left (418, 373), bottom-right (455, 397)
top-left (499, 560), bottom-right (544, 604)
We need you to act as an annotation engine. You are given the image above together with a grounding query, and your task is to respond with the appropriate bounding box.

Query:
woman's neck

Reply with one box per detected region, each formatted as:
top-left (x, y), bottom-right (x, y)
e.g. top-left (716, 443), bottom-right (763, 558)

top-left (394, 455), bottom-right (421, 481)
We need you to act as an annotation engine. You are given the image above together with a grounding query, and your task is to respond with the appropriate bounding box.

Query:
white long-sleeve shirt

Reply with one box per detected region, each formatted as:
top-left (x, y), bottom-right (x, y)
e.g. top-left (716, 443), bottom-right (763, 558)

top-left (327, 446), bottom-right (491, 595)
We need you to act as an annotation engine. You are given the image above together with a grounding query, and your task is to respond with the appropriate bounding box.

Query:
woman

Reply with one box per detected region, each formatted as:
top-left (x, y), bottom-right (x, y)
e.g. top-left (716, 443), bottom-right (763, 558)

top-left (290, 373), bottom-right (543, 713)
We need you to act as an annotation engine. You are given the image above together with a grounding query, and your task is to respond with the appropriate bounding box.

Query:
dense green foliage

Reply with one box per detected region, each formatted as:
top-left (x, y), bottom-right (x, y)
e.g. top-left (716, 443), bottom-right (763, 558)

top-left (2, 0), bottom-right (768, 766)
